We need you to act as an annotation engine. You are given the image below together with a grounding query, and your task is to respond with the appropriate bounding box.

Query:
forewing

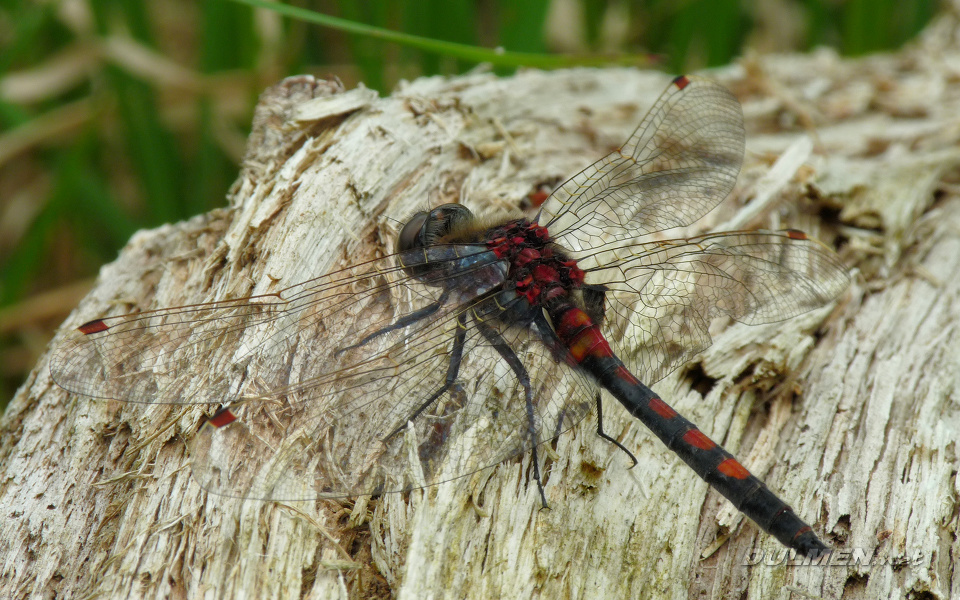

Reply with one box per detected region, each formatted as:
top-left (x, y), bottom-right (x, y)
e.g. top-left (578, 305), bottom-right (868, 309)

top-left (190, 293), bottom-right (598, 500)
top-left (591, 230), bottom-right (850, 385)
top-left (540, 75), bottom-right (744, 250)
top-left (51, 251), bottom-right (456, 405)
top-left (51, 244), bottom-right (596, 500)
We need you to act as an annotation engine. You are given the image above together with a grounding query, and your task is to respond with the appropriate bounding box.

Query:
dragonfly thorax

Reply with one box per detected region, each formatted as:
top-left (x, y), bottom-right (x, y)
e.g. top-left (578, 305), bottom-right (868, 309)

top-left (397, 204), bottom-right (587, 310)
top-left (484, 220), bottom-right (586, 308)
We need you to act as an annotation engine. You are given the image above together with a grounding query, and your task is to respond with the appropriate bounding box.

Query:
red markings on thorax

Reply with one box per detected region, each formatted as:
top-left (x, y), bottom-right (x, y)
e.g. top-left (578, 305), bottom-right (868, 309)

top-left (515, 248), bottom-right (540, 268)
top-left (487, 220), bottom-right (586, 306)
top-left (79, 319), bottom-right (110, 335)
top-left (488, 222), bottom-right (550, 258)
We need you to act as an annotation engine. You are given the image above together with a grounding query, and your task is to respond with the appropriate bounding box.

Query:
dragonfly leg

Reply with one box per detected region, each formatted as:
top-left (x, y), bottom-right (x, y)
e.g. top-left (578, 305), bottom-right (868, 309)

top-left (594, 392), bottom-right (639, 467)
top-left (532, 310), bottom-right (636, 466)
top-left (473, 316), bottom-right (548, 508)
top-left (382, 312), bottom-right (467, 441)
top-left (336, 288), bottom-right (451, 355)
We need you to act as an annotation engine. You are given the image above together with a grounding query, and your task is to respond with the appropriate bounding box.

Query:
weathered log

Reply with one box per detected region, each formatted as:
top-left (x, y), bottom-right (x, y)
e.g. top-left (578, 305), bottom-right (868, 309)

top-left (4, 14), bottom-right (960, 599)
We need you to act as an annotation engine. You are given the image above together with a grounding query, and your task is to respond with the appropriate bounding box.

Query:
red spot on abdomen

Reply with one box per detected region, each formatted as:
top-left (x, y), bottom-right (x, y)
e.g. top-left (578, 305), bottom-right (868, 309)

top-left (648, 397), bottom-right (677, 419)
top-left (208, 409), bottom-right (237, 428)
top-left (555, 308), bottom-right (614, 363)
top-left (558, 308), bottom-right (591, 336)
top-left (717, 458), bottom-right (751, 480)
top-left (79, 319), bottom-right (109, 335)
top-left (568, 329), bottom-right (606, 362)
top-left (682, 429), bottom-right (717, 450)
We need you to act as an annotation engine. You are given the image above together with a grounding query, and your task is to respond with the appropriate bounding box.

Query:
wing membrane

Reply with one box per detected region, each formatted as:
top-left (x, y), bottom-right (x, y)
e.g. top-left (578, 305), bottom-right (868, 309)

top-left (589, 230), bottom-right (849, 384)
top-left (540, 75), bottom-right (744, 249)
top-left (52, 244), bottom-right (596, 500)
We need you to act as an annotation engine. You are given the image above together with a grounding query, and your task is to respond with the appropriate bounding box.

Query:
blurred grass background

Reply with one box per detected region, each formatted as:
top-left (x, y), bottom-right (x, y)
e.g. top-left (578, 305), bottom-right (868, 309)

top-left (0, 0), bottom-right (939, 408)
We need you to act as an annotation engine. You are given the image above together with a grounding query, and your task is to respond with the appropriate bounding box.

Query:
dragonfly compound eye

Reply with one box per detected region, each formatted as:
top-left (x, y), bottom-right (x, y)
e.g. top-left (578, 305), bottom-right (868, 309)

top-left (397, 211), bottom-right (430, 253)
top-left (397, 204), bottom-right (476, 280)
top-left (397, 204), bottom-right (474, 253)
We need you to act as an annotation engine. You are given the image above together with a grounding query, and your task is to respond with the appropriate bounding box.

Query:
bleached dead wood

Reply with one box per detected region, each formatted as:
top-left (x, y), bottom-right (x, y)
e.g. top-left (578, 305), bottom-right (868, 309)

top-left (4, 14), bottom-right (960, 600)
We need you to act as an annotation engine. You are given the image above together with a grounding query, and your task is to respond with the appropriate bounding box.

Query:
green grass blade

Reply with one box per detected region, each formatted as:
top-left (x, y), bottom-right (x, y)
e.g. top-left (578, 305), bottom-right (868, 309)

top-left (228, 0), bottom-right (655, 69)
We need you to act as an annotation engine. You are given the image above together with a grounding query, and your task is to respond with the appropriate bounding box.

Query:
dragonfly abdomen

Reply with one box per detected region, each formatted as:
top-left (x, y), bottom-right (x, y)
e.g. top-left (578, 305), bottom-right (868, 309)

top-left (551, 304), bottom-right (829, 557)
top-left (599, 357), bottom-right (828, 557)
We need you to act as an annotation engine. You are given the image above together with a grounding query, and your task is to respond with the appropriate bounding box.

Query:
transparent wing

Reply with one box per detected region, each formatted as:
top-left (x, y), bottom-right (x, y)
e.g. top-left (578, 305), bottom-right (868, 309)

top-left (51, 245), bottom-right (596, 500)
top-left (539, 75), bottom-right (744, 250)
top-left (190, 303), bottom-right (597, 500)
top-left (51, 249), bottom-right (463, 405)
top-left (588, 230), bottom-right (850, 385)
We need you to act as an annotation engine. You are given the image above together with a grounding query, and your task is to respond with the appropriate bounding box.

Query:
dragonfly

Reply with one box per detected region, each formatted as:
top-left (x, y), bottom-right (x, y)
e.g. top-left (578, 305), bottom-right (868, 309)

top-left (51, 75), bottom-right (848, 558)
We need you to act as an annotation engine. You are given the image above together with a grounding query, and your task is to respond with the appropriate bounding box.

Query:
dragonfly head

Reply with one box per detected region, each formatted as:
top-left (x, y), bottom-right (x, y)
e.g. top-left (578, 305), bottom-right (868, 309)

top-left (397, 203), bottom-right (475, 279)
top-left (397, 204), bottom-right (475, 254)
